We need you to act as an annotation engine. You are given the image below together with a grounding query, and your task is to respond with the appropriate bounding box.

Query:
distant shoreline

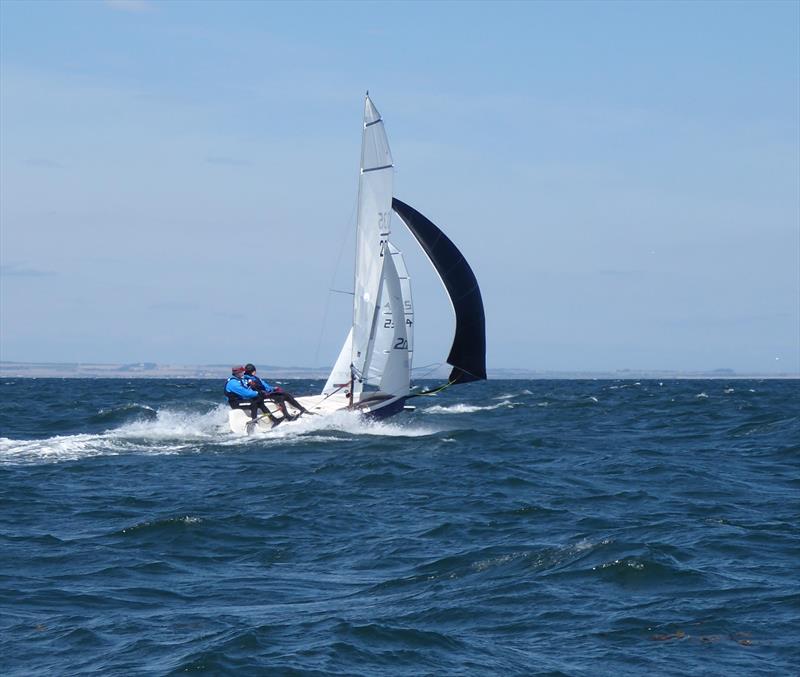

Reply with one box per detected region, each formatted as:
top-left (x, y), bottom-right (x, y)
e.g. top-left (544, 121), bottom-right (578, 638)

top-left (1, 361), bottom-right (796, 380)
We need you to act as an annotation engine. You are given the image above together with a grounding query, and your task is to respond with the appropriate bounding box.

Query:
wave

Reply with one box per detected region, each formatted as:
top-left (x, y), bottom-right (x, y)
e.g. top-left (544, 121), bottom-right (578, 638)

top-left (369, 539), bottom-right (615, 593)
top-left (588, 555), bottom-right (707, 587)
top-left (422, 402), bottom-right (510, 414)
top-left (116, 514), bottom-right (203, 536)
top-left (90, 403), bottom-right (158, 424)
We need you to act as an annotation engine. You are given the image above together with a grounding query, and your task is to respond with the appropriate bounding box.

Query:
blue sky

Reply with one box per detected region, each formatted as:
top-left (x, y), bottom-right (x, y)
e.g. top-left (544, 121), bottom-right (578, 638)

top-left (1, 0), bottom-right (798, 373)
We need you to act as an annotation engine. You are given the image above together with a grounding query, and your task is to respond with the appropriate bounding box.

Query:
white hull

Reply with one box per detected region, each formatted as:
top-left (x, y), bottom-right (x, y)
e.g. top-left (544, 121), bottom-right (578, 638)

top-left (296, 392), bottom-right (407, 418)
top-left (228, 391), bottom-right (408, 434)
top-left (227, 398), bottom-right (304, 435)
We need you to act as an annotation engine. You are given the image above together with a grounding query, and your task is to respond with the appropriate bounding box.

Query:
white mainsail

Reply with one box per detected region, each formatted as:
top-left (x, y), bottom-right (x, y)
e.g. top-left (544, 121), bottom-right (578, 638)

top-left (351, 95), bottom-right (394, 396)
top-left (321, 94), bottom-right (412, 403)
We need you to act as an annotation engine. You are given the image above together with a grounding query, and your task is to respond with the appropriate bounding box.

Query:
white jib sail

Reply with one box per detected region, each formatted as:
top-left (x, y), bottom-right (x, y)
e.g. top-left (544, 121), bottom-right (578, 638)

top-left (351, 94), bottom-right (393, 395)
top-left (363, 243), bottom-right (413, 388)
top-left (362, 242), bottom-right (410, 395)
top-left (322, 328), bottom-right (353, 396)
top-left (391, 242), bottom-right (414, 369)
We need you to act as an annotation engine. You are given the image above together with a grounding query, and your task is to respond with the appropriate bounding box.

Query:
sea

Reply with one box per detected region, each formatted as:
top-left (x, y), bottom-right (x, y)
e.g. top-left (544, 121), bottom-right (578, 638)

top-left (1, 378), bottom-right (798, 676)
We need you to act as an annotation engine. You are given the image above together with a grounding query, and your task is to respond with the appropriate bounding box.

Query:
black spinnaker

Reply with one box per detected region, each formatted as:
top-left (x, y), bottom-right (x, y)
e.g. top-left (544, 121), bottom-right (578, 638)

top-left (392, 198), bottom-right (486, 384)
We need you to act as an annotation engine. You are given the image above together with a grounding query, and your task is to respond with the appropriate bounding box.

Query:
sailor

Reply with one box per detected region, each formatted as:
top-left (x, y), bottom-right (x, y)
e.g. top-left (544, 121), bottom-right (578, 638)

top-left (224, 365), bottom-right (277, 424)
top-left (243, 363), bottom-right (312, 420)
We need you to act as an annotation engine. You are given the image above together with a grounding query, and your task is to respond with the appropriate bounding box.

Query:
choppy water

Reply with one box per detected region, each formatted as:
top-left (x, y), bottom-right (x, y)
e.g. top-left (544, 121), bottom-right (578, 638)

top-left (1, 378), bottom-right (798, 675)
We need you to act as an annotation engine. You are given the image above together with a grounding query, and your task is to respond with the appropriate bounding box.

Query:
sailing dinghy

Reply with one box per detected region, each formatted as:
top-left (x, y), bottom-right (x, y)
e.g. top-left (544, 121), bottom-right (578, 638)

top-left (229, 94), bottom-right (485, 434)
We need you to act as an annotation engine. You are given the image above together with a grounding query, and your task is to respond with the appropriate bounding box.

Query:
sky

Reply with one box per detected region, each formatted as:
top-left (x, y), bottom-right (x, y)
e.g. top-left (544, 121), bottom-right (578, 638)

top-left (1, 0), bottom-right (798, 374)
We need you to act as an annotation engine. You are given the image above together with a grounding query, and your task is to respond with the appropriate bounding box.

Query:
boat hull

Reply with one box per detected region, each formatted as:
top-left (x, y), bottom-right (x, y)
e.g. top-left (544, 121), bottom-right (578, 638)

top-left (358, 395), bottom-right (407, 419)
top-left (296, 392), bottom-right (408, 419)
top-left (228, 392), bottom-right (408, 434)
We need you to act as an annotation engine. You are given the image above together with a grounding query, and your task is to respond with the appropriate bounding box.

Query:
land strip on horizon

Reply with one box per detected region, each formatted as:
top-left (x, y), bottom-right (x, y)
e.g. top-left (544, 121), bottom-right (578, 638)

top-left (0, 362), bottom-right (796, 380)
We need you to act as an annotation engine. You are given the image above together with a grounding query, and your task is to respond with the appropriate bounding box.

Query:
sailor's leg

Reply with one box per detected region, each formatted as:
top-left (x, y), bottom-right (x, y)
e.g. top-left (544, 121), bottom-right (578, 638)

top-left (283, 392), bottom-right (311, 414)
top-left (268, 393), bottom-right (291, 418)
top-left (248, 400), bottom-right (259, 419)
top-left (255, 394), bottom-right (279, 422)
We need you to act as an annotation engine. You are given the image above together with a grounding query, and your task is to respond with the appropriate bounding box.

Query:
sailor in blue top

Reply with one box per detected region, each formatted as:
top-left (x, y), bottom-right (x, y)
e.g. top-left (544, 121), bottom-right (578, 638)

top-left (243, 363), bottom-right (311, 420)
top-left (224, 365), bottom-right (277, 423)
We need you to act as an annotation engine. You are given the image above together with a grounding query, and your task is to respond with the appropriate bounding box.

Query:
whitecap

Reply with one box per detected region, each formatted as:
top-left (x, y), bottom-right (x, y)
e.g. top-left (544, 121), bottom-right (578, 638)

top-left (112, 405), bottom-right (230, 440)
top-left (97, 402), bottom-right (157, 415)
top-left (423, 402), bottom-right (506, 414)
top-left (573, 537), bottom-right (612, 552)
top-left (1, 434), bottom-right (119, 465)
top-left (472, 552), bottom-right (522, 571)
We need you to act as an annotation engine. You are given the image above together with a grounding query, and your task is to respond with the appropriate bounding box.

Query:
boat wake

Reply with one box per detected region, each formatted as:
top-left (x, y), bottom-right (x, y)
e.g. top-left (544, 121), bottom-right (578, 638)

top-left (245, 408), bottom-right (438, 441)
top-left (114, 405), bottom-right (230, 439)
top-left (0, 406), bottom-right (438, 465)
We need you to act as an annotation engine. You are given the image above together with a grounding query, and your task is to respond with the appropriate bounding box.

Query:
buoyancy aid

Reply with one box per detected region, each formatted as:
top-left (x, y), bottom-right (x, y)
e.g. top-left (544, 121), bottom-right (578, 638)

top-left (225, 376), bottom-right (258, 408)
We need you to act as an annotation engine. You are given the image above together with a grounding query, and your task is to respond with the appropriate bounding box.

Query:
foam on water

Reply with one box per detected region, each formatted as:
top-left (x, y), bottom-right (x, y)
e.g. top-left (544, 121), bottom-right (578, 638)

top-left (0, 433), bottom-right (125, 465)
top-left (0, 431), bottom-right (203, 465)
top-left (114, 405), bottom-right (231, 439)
top-left (249, 408), bottom-right (438, 439)
top-left (423, 402), bottom-right (510, 414)
top-left (0, 405), bottom-right (438, 464)
top-left (96, 402), bottom-right (157, 416)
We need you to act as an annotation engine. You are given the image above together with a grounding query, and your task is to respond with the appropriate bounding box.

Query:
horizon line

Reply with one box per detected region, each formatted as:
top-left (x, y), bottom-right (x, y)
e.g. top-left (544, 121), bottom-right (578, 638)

top-left (0, 360), bottom-right (797, 380)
